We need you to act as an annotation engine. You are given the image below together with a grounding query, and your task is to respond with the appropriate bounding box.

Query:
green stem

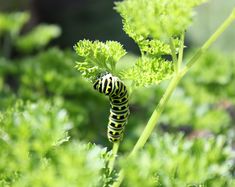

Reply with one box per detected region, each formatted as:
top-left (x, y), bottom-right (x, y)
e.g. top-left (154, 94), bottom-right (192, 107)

top-left (113, 170), bottom-right (124, 187)
top-left (177, 32), bottom-right (185, 71)
top-left (112, 8), bottom-right (235, 187)
top-left (169, 37), bottom-right (178, 71)
top-left (108, 142), bottom-right (120, 174)
top-left (130, 74), bottom-right (181, 155)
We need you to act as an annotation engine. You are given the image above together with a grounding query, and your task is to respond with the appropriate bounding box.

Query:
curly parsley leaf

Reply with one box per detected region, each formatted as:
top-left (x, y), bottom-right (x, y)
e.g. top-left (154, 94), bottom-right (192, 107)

top-left (74, 40), bottom-right (126, 81)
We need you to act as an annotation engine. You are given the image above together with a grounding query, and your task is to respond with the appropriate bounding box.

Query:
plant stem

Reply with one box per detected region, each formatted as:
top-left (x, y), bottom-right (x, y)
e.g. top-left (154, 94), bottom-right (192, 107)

top-left (169, 37), bottom-right (178, 71)
top-left (130, 74), bottom-right (181, 155)
top-left (108, 142), bottom-right (120, 174)
top-left (112, 8), bottom-right (235, 187)
top-left (112, 169), bottom-right (124, 187)
top-left (177, 32), bottom-right (185, 71)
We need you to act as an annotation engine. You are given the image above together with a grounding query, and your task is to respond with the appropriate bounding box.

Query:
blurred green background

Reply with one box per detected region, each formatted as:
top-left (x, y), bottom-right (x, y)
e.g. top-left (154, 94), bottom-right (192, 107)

top-left (0, 0), bottom-right (235, 186)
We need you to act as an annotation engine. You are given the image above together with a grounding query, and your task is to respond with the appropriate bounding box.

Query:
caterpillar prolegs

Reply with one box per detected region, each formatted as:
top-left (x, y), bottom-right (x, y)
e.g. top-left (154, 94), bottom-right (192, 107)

top-left (93, 73), bottom-right (130, 143)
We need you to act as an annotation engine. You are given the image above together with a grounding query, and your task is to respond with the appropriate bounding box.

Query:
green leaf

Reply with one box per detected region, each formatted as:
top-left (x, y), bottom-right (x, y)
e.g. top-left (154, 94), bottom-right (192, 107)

top-left (74, 40), bottom-right (126, 81)
top-left (15, 24), bottom-right (61, 52)
top-left (0, 12), bottom-right (30, 37)
top-left (121, 56), bottom-right (174, 87)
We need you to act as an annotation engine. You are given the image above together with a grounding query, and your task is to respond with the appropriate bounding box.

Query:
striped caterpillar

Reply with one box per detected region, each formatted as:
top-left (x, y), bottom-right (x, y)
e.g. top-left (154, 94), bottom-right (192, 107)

top-left (93, 73), bottom-right (130, 143)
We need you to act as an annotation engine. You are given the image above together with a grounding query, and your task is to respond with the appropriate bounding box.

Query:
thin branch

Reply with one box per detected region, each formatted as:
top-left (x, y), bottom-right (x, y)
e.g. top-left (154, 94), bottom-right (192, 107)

top-left (169, 37), bottom-right (178, 71)
top-left (108, 142), bottom-right (120, 174)
top-left (177, 32), bottom-right (185, 71)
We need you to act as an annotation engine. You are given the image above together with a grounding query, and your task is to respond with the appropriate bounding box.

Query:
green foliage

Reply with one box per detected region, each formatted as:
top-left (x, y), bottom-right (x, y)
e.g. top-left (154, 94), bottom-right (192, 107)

top-left (138, 39), bottom-right (181, 57)
top-left (0, 100), bottom-right (70, 184)
top-left (15, 24), bottom-right (61, 52)
top-left (20, 48), bottom-right (111, 138)
top-left (17, 48), bottom-right (82, 98)
top-left (110, 0), bottom-right (207, 87)
top-left (0, 57), bottom-right (15, 77)
top-left (195, 107), bottom-right (231, 133)
top-left (115, 0), bottom-right (207, 40)
top-left (0, 11), bottom-right (60, 57)
top-left (10, 143), bottom-right (111, 187)
top-left (156, 50), bottom-right (235, 133)
top-left (182, 50), bottom-right (235, 104)
top-left (0, 12), bottom-right (29, 37)
top-left (0, 46), bottom-right (113, 143)
top-left (121, 56), bottom-right (173, 87)
top-left (74, 0), bottom-right (206, 87)
top-left (159, 91), bottom-right (232, 134)
top-left (187, 51), bottom-right (233, 85)
top-left (120, 134), bottom-right (235, 187)
top-left (74, 40), bottom-right (126, 81)
top-left (160, 90), bottom-right (194, 126)
top-left (0, 100), bottom-right (113, 187)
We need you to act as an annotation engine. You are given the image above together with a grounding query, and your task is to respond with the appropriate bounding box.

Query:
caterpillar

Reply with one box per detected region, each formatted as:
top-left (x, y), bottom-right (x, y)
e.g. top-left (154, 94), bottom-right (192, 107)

top-left (93, 73), bottom-right (130, 143)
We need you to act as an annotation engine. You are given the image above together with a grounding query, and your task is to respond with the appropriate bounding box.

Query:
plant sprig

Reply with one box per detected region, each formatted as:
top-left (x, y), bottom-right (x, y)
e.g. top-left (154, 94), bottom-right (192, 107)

top-left (115, 0), bottom-right (207, 41)
top-left (121, 56), bottom-right (174, 87)
top-left (74, 40), bottom-right (126, 81)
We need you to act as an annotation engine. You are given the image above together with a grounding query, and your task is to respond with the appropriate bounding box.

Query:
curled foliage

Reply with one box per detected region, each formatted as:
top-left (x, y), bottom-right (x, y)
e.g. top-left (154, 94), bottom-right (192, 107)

top-left (121, 56), bottom-right (174, 87)
top-left (140, 40), bottom-right (171, 56)
top-left (115, 0), bottom-right (207, 41)
top-left (120, 134), bottom-right (235, 187)
top-left (0, 100), bottom-right (71, 184)
top-left (11, 143), bottom-right (111, 187)
top-left (0, 100), bottom-right (114, 187)
top-left (74, 40), bottom-right (126, 81)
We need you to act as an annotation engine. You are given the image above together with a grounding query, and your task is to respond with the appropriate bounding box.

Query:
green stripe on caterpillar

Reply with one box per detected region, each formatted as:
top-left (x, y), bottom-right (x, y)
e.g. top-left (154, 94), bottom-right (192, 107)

top-left (93, 73), bottom-right (130, 143)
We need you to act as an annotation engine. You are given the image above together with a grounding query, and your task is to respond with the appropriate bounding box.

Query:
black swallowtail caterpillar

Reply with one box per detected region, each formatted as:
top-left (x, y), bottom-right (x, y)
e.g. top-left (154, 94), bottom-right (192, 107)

top-left (93, 73), bottom-right (130, 143)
